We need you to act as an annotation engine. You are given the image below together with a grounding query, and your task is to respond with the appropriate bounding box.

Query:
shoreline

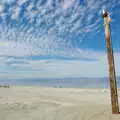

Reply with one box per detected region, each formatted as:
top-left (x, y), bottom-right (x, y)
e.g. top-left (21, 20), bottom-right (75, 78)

top-left (0, 82), bottom-right (110, 88)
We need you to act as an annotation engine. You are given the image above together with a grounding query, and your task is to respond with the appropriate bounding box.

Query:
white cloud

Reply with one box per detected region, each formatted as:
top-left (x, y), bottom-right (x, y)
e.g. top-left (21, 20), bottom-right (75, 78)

top-left (0, 0), bottom-right (119, 37)
top-left (0, 40), bottom-right (41, 56)
top-left (61, 0), bottom-right (75, 10)
top-left (0, 0), bottom-right (14, 4)
top-left (17, 0), bottom-right (28, 6)
top-left (0, 0), bottom-right (119, 79)
top-left (11, 5), bottom-right (21, 19)
top-left (0, 52), bottom-right (119, 79)
top-left (0, 4), bottom-right (4, 13)
top-left (0, 39), bottom-right (103, 59)
top-left (0, 24), bottom-right (105, 59)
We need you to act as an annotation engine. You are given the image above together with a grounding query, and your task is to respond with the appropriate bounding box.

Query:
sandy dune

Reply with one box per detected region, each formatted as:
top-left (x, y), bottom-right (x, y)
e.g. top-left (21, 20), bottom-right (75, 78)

top-left (0, 86), bottom-right (120, 120)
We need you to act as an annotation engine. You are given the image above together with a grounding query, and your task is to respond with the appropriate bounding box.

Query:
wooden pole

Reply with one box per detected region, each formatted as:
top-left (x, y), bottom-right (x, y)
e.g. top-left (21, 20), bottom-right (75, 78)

top-left (102, 10), bottom-right (119, 114)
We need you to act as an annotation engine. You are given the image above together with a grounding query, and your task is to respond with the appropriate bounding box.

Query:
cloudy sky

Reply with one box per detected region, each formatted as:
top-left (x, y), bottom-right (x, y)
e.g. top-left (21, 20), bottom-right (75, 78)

top-left (0, 0), bottom-right (120, 79)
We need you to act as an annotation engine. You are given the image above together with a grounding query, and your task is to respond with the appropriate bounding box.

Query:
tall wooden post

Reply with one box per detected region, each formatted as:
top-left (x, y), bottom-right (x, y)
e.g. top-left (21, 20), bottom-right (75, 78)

top-left (102, 10), bottom-right (119, 114)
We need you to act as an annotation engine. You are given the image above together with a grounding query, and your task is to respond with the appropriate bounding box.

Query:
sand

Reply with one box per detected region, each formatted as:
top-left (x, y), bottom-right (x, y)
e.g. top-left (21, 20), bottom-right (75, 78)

top-left (0, 86), bottom-right (120, 120)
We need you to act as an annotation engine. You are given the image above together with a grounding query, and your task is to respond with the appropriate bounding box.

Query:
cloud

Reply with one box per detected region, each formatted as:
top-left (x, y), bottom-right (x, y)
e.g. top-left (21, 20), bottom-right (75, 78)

top-left (0, 0), bottom-right (119, 50)
top-left (0, 4), bottom-right (4, 13)
top-left (17, 0), bottom-right (28, 6)
top-left (0, 51), bottom-right (119, 79)
top-left (0, 0), bottom-right (119, 38)
top-left (61, 0), bottom-right (76, 10)
top-left (0, 0), bottom-right (119, 79)
top-left (0, 40), bottom-right (41, 56)
top-left (0, 38), bottom-right (104, 60)
top-left (0, 23), bottom-right (118, 61)
top-left (0, 0), bottom-right (15, 4)
top-left (0, 22), bottom-right (106, 59)
top-left (11, 5), bottom-right (21, 19)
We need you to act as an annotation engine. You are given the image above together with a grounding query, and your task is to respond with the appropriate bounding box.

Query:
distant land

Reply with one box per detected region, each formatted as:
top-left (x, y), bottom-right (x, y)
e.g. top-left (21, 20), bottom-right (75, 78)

top-left (0, 77), bottom-right (120, 88)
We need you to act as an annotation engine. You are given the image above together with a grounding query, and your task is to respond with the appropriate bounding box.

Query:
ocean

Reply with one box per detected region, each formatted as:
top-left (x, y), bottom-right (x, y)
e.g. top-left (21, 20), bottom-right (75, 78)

top-left (0, 77), bottom-right (114, 88)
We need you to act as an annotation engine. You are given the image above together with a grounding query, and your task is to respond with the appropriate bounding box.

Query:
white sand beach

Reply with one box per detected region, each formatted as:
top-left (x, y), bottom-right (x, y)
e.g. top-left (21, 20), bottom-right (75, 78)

top-left (0, 86), bottom-right (120, 120)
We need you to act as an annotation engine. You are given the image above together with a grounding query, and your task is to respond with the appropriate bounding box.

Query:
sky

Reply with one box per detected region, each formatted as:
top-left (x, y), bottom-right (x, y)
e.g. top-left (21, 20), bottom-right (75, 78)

top-left (0, 0), bottom-right (120, 79)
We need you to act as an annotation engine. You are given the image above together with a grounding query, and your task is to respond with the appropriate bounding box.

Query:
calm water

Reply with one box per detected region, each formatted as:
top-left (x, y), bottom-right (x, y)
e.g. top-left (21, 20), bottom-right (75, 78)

top-left (0, 78), bottom-right (113, 88)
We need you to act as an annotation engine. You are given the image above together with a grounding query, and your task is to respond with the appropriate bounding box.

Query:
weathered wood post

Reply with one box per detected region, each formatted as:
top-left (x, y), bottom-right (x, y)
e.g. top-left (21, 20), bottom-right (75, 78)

top-left (102, 9), bottom-right (119, 114)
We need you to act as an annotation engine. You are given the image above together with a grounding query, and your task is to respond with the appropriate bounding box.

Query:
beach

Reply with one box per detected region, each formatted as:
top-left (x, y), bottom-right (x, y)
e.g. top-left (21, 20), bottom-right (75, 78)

top-left (0, 86), bottom-right (120, 120)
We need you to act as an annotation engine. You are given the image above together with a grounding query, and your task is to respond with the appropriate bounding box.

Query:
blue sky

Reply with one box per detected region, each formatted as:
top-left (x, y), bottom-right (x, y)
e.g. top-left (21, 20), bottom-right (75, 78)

top-left (0, 0), bottom-right (120, 79)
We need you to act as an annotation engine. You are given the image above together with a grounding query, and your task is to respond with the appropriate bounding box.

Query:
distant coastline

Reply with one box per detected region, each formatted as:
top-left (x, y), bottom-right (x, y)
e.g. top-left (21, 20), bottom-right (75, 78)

top-left (0, 77), bottom-right (120, 88)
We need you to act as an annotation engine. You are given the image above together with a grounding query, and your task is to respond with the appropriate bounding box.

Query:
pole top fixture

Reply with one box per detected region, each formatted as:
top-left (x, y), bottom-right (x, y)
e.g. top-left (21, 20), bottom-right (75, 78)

top-left (102, 9), bottom-right (111, 23)
top-left (102, 9), bottom-right (109, 18)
